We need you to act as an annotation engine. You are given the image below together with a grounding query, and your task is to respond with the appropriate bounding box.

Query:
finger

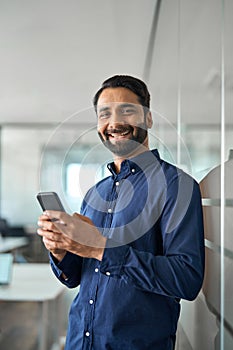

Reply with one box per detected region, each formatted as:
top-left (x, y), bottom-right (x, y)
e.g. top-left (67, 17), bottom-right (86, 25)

top-left (42, 236), bottom-right (62, 250)
top-left (38, 217), bottom-right (52, 228)
top-left (37, 219), bottom-right (59, 232)
top-left (38, 213), bottom-right (51, 221)
top-left (37, 222), bottom-right (62, 237)
top-left (37, 227), bottom-right (48, 236)
top-left (37, 229), bottom-right (64, 247)
top-left (44, 210), bottom-right (67, 223)
top-left (37, 227), bottom-right (54, 236)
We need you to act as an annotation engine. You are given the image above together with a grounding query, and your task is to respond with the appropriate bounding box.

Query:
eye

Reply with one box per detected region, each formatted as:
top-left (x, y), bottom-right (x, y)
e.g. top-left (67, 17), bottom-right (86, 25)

top-left (121, 106), bottom-right (137, 115)
top-left (98, 111), bottom-right (111, 119)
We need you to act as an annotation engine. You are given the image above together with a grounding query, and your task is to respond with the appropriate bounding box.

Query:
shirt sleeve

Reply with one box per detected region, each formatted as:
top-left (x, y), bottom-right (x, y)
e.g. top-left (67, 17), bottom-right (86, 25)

top-left (100, 173), bottom-right (205, 301)
top-left (50, 251), bottom-right (83, 288)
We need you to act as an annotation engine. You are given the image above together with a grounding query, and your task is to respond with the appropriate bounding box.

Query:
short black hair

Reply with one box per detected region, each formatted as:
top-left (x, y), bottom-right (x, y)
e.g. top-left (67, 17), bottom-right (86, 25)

top-left (93, 75), bottom-right (150, 113)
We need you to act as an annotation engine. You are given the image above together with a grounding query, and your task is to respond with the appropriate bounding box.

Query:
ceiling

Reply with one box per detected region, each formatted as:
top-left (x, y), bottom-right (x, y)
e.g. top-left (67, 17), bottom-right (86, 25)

top-left (0, 0), bottom-right (232, 125)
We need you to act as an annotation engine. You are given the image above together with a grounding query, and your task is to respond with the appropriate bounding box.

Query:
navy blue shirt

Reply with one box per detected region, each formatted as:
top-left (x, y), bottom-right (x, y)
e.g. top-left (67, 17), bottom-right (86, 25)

top-left (50, 149), bottom-right (205, 350)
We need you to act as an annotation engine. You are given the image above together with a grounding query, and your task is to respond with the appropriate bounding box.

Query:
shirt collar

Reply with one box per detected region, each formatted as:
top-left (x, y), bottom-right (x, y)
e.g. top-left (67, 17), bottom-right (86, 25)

top-left (107, 149), bottom-right (160, 178)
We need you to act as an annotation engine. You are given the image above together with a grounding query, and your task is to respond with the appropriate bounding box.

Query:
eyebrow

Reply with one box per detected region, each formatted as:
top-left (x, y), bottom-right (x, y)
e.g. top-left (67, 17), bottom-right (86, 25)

top-left (97, 103), bottom-right (138, 113)
top-left (97, 106), bottom-right (110, 114)
top-left (118, 103), bottom-right (138, 109)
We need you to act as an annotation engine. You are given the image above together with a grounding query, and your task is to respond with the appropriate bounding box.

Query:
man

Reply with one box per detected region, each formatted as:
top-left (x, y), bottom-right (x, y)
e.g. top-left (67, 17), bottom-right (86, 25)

top-left (37, 75), bottom-right (205, 350)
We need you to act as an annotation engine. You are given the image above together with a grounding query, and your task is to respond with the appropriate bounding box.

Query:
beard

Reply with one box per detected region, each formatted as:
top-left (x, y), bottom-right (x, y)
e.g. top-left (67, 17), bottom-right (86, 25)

top-left (98, 122), bottom-right (148, 157)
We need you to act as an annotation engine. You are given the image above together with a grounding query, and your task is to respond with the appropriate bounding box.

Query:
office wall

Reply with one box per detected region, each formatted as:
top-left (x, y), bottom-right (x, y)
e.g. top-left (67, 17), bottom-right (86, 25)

top-left (1, 127), bottom-right (51, 226)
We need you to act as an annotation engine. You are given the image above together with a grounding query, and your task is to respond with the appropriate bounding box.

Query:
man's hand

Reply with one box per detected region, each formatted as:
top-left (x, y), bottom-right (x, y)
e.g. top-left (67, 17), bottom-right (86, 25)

top-left (37, 211), bottom-right (106, 262)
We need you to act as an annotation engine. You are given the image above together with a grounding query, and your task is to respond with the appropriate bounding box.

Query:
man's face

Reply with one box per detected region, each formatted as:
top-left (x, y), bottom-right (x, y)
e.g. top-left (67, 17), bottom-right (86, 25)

top-left (97, 87), bottom-right (151, 157)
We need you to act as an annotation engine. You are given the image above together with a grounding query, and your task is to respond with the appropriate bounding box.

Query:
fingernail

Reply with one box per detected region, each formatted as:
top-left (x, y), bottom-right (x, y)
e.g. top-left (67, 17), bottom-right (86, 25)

top-left (59, 220), bottom-right (66, 225)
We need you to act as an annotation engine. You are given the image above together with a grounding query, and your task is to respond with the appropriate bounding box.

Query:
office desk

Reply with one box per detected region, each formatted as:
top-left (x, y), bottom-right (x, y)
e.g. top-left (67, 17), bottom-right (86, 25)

top-left (0, 236), bottom-right (29, 253)
top-left (0, 263), bottom-right (66, 350)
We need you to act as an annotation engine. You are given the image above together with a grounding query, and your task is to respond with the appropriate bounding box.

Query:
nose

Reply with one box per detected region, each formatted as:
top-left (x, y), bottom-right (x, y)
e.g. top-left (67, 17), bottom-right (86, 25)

top-left (108, 109), bottom-right (124, 128)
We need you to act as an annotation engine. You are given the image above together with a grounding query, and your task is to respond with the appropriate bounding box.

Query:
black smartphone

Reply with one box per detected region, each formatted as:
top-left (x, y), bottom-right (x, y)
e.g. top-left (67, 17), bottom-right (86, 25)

top-left (36, 191), bottom-right (65, 212)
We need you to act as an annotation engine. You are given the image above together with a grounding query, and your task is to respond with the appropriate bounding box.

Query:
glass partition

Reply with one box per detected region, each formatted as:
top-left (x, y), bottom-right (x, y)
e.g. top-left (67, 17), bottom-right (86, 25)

top-left (148, 0), bottom-right (232, 349)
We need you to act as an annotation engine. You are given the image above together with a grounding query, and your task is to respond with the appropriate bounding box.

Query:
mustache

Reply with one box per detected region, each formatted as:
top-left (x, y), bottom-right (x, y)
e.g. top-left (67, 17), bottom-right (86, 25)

top-left (104, 125), bottom-right (134, 136)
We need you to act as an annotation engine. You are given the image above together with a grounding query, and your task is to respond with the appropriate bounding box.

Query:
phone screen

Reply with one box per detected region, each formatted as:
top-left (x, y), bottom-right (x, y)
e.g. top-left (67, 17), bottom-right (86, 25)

top-left (36, 192), bottom-right (65, 212)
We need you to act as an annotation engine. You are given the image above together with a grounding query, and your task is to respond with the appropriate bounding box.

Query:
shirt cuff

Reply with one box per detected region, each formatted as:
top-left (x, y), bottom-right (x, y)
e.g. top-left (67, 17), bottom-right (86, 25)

top-left (100, 239), bottom-right (129, 277)
top-left (50, 251), bottom-right (81, 280)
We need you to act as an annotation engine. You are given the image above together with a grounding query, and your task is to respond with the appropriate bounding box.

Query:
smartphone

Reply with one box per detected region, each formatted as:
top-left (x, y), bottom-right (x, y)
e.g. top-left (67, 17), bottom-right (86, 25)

top-left (36, 191), bottom-right (65, 212)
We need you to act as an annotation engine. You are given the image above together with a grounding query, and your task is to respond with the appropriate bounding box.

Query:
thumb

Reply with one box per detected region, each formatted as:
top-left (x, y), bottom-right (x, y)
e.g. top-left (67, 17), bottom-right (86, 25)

top-left (72, 212), bottom-right (94, 226)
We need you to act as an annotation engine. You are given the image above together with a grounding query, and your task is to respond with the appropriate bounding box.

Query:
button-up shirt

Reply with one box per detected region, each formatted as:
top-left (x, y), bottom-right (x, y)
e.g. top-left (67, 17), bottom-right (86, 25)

top-left (50, 149), bottom-right (205, 350)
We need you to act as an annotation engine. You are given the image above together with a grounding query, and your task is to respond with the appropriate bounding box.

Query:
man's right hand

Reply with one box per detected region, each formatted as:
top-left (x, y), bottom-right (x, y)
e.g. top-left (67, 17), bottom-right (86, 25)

top-left (37, 212), bottom-right (67, 262)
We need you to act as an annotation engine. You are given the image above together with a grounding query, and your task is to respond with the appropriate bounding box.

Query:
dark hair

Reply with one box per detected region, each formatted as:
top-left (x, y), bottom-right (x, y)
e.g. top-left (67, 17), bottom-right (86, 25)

top-left (93, 75), bottom-right (150, 113)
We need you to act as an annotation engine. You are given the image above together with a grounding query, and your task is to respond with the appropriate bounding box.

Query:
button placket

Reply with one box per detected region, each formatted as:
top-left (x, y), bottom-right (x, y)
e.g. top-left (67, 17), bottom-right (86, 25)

top-left (84, 263), bottom-right (99, 344)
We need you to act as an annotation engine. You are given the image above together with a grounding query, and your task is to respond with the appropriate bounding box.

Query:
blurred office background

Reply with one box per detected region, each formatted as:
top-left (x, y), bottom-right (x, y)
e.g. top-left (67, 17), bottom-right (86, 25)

top-left (0, 0), bottom-right (232, 349)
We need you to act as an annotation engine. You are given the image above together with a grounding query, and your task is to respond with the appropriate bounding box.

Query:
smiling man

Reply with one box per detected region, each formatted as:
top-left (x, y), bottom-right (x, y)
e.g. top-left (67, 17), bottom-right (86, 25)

top-left (96, 85), bottom-right (152, 166)
top-left (37, 75), bottom-right (205, 350)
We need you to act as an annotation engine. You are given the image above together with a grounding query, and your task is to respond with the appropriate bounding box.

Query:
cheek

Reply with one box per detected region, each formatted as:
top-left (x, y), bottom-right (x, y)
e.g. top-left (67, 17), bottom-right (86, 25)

top-left (97, 120), bottom-right (109, 134)
top-left (97, 127), bottom-right (105, 142)
top-left (128, 115), bottom-right (145, 127)
top-left (97, 125), bottom-right (104, 137)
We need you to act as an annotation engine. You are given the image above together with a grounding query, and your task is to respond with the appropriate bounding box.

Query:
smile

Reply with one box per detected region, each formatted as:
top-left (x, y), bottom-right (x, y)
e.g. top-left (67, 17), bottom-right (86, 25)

top-left (105, 127), bottom-right (133, 140)
top-left (108, 130), bottom-right (130, 138)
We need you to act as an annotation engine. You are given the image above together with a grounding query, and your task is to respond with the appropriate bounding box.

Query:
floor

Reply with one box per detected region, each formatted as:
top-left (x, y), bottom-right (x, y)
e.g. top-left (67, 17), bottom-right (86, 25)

top-left (0, 282), bottom-right (76, 350)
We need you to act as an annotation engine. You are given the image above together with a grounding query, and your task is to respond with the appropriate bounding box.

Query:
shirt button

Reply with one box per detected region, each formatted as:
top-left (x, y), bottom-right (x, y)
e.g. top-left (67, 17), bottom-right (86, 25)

top-left (108, 208), bottom-right (112, 213)
top-left (115, 181), bottom-right (120, 186)
top-left (85, 331), bottom-right (90, 337)
top-left (106, 271), bottom-right (111, 276)
top-left (131, 168), bottom-right (136, 173)
top-left (89, 299), bottom-right (94, 305)
top-left (95, 268), bottom-right (99, 273)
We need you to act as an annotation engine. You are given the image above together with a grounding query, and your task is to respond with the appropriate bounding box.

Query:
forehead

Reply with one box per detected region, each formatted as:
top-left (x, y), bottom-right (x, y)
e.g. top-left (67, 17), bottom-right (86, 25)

top-left (97, 87), bottom-right (140, 107)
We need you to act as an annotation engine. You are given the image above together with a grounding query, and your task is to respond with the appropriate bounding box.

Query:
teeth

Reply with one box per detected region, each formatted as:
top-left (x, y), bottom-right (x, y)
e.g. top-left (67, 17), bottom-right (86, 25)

top-left (107, 130), bottom-right (130, 137)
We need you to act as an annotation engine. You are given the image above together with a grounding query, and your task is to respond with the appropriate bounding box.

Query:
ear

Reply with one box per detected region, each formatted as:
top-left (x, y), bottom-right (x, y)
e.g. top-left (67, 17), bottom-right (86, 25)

top-left (146, 111), bottom-right (153, 129)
